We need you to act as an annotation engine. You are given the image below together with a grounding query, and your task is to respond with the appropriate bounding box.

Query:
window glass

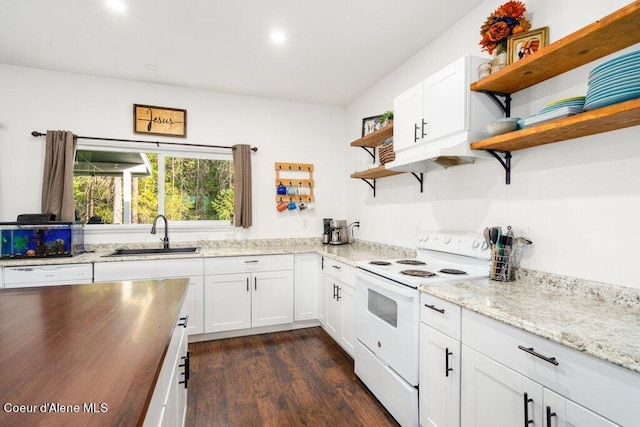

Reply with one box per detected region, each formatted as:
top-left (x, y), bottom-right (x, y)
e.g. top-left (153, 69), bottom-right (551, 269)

top-left (367, 289), bottom-right (398, 328)
top-left (73, 148), bottom-right (233, 225)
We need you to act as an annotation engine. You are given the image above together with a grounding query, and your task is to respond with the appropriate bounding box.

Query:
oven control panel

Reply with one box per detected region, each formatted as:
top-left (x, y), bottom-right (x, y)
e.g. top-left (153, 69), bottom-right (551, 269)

top-left (416, 231), bottom-right (490, 259)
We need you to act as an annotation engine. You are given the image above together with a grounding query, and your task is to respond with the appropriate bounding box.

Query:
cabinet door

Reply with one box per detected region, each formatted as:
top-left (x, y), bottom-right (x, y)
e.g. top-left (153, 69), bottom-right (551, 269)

top-left (324, 275), bottom-right (341, 341)
top-left (423, 56), bottom-right (467, 143)
top-left (461, 346), bottom-right (543, 427)
top-left (338, 282), bottom-right (355, 357)
top-left (543, 389), bottom-right (618, 427)
top-left (252, 270), bottom-right (294, 328)
top-left (318, 269), bottom-right (328, 325)
top-left (204, 273), bottom-right (251, 333)
top-left (294, 253), bottom-right (320, 321)
top-left (393, 81), bottom-right (425, 152)
top-left (179, 276), bottom-right (204, 335)
top-left (420, 324), bottom-right (461, 427)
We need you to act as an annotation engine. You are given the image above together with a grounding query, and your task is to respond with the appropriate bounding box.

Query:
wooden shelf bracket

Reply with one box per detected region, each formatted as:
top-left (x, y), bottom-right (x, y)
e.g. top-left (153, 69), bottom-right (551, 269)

top-left (487, 150), bottom-right (512, 185)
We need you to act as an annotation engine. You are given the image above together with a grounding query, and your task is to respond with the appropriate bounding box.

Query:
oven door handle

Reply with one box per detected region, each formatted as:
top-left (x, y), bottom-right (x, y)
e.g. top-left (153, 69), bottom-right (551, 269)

top-left (356, 271), bottom-right (417, 299)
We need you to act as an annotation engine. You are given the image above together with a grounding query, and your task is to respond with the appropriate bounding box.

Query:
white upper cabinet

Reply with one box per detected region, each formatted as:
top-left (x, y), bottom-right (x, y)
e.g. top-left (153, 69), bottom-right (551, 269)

top-left (388, 55), bottom-right (501, 172)
top-left (393, 81), bottom-right (425, 153)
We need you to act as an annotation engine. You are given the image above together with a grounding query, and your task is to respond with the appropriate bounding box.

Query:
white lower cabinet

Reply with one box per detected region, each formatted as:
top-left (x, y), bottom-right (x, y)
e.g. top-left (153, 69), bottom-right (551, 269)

top-left (461, 346), bottom-right (617, 427)
top-left (94, 259), bottom-right (204, 335)
top-left (543, 388), bottom-right (618, 427)
top-left (144, 316), bottom-right (189, 427)
top-left (460, 309), bottom-right (636, 427)
top-left (293, 253), bottom-right (320, 321)
top-left (203, 255), bottom-right (294, 333)
top-left (461, 346), bottom-right (542, 427)
top-left (322, 257), bottom-right (356, 357)
top-left (419, 294), bottom-right (462, 427)
top-left (420, 325), bottom-right (461, 427)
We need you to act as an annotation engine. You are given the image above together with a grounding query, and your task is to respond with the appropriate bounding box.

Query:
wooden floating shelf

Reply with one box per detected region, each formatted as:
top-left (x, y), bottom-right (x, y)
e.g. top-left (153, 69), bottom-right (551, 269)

top-left (350, 166), bottom-right (404, 179)
top-left (470, 98), bottom-right (640, 152)
top-left (350, 122), bottom-right (394, 148)
top-left (471, 2), bottom-right (640, 94)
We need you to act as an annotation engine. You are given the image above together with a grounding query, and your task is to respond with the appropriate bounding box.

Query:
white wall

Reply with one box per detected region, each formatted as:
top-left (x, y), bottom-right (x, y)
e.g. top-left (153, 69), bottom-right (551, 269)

top-left (0, 65), bottom-right (346, 243)
top-left (345, 0), bottom-right (640, 289)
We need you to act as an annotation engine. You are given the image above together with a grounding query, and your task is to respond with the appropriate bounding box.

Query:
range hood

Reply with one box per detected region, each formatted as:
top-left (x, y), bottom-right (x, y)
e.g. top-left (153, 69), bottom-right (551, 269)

top-left (385, 130), bottom-right (492, 173)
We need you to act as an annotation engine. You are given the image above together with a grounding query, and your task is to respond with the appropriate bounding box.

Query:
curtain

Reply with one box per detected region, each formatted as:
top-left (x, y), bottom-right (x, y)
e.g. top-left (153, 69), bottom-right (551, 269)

top-left (41, 130), bottom-right (77, 221)
top-left (232, 144), bottom-right (252, 228)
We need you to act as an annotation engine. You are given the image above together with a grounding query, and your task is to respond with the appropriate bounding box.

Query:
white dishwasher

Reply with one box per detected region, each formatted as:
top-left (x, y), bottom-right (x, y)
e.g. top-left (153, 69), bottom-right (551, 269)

top-left (3, 263), bottom-right (93, 288)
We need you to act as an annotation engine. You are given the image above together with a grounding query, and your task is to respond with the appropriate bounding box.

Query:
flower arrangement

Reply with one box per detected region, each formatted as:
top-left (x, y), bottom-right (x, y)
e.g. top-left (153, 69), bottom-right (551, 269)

top-left (479, 1), bottom-right (531, 55)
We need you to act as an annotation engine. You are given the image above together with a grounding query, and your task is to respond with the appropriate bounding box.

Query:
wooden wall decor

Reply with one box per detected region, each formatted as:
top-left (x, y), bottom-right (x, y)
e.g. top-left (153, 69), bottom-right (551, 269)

top-left (133, 104), bottom-right (187, 137)
top-left (275, 162), bottom-right (315, 202)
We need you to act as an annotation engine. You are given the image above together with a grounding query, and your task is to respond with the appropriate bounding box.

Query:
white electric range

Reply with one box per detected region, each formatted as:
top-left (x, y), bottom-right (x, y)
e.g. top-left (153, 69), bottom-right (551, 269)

top-left (354, 231), bottom-right (490, 426)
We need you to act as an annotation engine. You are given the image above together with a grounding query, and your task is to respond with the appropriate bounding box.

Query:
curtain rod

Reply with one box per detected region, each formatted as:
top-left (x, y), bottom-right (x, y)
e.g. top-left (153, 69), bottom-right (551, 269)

top-left (30, 131), bottom-right (258, 152)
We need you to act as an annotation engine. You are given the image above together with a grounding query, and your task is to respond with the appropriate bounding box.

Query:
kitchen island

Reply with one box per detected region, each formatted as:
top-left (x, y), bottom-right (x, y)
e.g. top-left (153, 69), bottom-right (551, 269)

top-left (0, 278), bottom-right (188, 426)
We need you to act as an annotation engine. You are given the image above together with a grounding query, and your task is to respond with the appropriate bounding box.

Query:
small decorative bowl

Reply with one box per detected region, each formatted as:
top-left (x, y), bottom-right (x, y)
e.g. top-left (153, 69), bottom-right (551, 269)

top-left (487, 118), bottom-right (521, 136)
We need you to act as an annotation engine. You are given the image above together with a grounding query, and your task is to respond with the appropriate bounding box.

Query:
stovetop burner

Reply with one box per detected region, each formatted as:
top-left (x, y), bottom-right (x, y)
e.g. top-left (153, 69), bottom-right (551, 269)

top-left (396, 259), bottom-right (426, 265)
top-left (400, 269), bottom-right (437, 277)
top-left (369, 261), bottom-right (392, 266)
top-left (439, 268), bottom-right (467, 275)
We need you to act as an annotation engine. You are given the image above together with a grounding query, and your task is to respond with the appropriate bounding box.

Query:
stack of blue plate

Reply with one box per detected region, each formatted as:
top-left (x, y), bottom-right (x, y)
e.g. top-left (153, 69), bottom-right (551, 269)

top-left (584, 50), bottom-right (640, 111)
top-left (518, 96), bottom-right (585, 128)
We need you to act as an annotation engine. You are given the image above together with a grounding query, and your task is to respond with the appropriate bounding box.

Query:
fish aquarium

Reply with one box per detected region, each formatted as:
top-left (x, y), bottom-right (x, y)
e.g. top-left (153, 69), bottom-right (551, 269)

top-left (0, 222), bottom-right (84, 259)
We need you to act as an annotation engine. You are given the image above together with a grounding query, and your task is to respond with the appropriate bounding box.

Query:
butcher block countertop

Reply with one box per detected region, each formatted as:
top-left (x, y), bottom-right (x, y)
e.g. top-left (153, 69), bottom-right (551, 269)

top-left (0, 278), bottom-right (188, 426)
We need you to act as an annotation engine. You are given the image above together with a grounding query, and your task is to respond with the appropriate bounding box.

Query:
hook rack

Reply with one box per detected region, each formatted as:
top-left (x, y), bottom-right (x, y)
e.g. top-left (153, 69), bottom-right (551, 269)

top-left (275, 162), bottom-right (315, 206)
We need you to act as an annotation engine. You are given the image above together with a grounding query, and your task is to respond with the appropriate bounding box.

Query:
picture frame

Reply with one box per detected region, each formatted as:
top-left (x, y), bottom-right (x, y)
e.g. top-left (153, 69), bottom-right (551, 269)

top-left (133, 104), bottom-right (187, 137)
top-left (362, 115), bottom-right (383, 137)
top-left (507, 27), bottom-right (549, 65)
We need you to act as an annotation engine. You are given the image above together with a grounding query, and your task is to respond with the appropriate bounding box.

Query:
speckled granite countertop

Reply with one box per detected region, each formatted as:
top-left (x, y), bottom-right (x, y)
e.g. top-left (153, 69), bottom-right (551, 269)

top-left (0, 238), bottom-right (415, 267)
top-left (419, 270), bottom-right (640, 374)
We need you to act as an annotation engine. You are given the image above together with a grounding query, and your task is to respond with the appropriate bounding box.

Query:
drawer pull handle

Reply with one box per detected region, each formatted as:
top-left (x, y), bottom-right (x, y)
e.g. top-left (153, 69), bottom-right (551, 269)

top-left (518, 345), bottom-right (558, 366)
top-left (332, 265), bottom-right (341, 270)
top-left (546, 406), bottom-right (556, 426)
top-left (523, 392), bottom-right (534, 426)
top-left (445, 347), bottom-right (453, 377)
top-left (178, 315), bottom-right (189, 328)
top-left (424, 304), bottom-right (445, 314)
top-left (244, 260), bottom-right (259, 263)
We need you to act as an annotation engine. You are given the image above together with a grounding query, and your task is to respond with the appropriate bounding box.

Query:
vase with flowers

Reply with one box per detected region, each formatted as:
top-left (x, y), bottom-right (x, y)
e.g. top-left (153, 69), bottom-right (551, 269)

top-left (480, 0), bottom-right (531, 64)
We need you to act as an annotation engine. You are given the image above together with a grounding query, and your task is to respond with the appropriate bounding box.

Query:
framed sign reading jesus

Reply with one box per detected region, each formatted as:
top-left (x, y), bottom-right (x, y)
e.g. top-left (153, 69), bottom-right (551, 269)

top-left (133, 104), bottom-right (187, 137)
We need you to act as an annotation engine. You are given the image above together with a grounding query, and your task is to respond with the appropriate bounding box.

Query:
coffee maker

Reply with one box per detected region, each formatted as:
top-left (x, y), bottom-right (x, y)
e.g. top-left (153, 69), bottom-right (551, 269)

top-left (322, 218), bottom-right (332, 244)
top-left (329, 220), bottom-right (349, 245)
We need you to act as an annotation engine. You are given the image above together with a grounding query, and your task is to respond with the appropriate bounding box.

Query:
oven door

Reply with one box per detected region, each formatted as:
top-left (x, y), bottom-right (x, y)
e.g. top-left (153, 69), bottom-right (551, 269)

top-left (356, 269), bottom-right (420, 386)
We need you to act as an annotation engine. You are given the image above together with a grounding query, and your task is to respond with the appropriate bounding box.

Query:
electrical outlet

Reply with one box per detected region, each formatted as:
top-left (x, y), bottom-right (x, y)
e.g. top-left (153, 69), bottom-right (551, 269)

top-left (302, 218), bottom-right (308, 229)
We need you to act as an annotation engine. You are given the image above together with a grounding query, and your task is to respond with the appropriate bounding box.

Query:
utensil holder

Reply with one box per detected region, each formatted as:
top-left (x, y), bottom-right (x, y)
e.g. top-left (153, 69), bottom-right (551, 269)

top-left (490, 246), bottom-right (513, 281)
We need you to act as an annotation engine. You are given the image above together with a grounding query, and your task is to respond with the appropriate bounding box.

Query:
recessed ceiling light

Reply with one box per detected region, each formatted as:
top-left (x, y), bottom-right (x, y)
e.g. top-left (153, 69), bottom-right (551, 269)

top-left (105, 0), bottom-right (127, 14)
top-left (270, 30), bottom-right (286, 45)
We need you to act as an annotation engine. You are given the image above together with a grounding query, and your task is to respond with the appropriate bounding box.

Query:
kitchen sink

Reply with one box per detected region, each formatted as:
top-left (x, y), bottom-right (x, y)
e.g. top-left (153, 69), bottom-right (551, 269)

top-left (103, 247), bottom-right (201, 257)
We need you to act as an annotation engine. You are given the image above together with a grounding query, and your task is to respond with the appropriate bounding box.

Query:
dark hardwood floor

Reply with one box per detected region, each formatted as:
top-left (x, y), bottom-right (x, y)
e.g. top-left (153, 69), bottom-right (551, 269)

top-left (185, 327), bottom-right (399, 426)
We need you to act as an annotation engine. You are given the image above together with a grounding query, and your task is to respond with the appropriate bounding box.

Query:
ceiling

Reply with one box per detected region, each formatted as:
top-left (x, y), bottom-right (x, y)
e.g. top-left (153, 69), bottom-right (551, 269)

top-left (0, 0), bottom-right (485, 106)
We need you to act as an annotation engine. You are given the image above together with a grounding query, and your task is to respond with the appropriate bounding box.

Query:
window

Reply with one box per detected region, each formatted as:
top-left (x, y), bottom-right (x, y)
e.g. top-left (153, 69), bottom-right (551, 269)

top-left (73, 144), bottom-right (234, 225)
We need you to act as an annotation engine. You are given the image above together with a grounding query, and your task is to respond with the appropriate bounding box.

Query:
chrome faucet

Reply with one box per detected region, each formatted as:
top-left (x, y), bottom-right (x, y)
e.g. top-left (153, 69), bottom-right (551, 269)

top-left (151, 214), bottom-right (170, 249)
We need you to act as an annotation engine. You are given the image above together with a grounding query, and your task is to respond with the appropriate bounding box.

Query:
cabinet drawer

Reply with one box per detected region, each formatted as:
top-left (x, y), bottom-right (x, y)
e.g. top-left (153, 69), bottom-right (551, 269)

top-left (94, 258), bottom-right (203, 282)
top-left (420, 293), bottom-right (461, 341)
top-left (204, 254), bottom-right (293, 275)
top-left (323, 258), bottom-right (355, 283)
top-left (462, 309), bottom-right (639, 426)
